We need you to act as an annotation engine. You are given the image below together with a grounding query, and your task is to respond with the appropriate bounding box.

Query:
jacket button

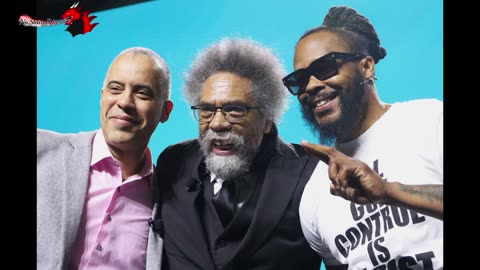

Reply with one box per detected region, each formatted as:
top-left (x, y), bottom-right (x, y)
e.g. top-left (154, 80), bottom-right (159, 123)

top-left (217, 240), bottom-right (228, 249)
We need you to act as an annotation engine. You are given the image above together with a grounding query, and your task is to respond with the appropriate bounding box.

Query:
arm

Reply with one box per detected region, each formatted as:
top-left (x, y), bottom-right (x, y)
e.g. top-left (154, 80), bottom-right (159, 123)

top-left (384, 182), bottom-right (442, 220)
top-left (301, 141), bottom-right (443, 220)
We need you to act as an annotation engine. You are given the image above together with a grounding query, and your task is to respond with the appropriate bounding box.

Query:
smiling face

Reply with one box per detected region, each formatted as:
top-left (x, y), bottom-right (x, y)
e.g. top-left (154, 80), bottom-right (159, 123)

top-left (197, 72), bottom-right (272, 179)
top-left (100, 52), bottom-right (168, 152)
top-left (294, 31), bottom-right (369, 144)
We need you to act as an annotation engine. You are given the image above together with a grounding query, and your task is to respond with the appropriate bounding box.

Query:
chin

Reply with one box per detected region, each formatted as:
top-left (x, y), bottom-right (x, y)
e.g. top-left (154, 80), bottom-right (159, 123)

top-left (315, 112), bottom-right (341, 128)
top-left (107, 131), bottom-right (135, 143)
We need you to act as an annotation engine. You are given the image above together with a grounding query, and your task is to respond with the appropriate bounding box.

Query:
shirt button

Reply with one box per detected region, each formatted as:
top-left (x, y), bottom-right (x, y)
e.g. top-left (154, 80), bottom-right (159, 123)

top-left (96, 244), bottom-right (102, 251)
top-left (106, 214), bottom-right (111, 222)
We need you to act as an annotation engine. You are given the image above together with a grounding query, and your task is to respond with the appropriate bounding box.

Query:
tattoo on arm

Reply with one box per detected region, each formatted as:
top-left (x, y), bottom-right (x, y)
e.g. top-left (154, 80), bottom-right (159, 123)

top-left (399, 184), bottom-right (443, 204)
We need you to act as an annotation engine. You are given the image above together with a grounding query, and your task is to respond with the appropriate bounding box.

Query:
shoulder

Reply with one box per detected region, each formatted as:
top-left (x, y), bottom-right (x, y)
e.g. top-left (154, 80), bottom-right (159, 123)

top-left (393, 98), bottom-right (443, 115)
top-left (276, 137), bottom-right (319, 165)
top-left (155, 139), bottom-right (201, 193)
top-left (37, 129), bottom-right (71, 152)
top-left (276, 137), bottom-right (320, 177)
top-left (401, 98), bottom-right (442, 107)
top-left (37, 129), bottom-right (96, 154)
top-left (160, 138), bottom-right (199, 154)
top-left (389, 99), bottom-right (443, 126)
top-left (37, 128), bottom-right (66, 143)
top-left (156, 138), bottom-right (199, 162)
top-left (276, 137), bottom-right (307, 158)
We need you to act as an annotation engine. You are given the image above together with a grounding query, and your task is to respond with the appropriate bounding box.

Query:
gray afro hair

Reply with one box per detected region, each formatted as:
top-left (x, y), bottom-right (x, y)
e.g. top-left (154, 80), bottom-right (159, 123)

top-left (183, 37), bottom-right (289, 124)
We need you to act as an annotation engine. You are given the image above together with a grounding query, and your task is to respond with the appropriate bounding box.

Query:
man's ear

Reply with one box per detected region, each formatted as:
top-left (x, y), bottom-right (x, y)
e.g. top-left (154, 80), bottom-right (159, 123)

top-left (160, 100), bottom-right (173, 123)
top-left (362, 56), bottom-right (376, 79)
top-left (100, 88), bottom-right (104, 105)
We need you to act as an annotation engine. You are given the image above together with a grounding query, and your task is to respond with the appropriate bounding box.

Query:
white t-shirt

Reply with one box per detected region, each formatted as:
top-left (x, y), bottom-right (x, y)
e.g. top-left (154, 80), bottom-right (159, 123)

top-left (300, 99), bottom-right (443, 270)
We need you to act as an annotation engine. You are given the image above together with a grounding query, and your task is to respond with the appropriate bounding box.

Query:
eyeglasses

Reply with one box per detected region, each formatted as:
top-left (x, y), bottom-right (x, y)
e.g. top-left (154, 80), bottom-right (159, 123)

top-left (190, 104), bottom-right (260, 123)
top-left (282, 52), bottom-right (366, 95)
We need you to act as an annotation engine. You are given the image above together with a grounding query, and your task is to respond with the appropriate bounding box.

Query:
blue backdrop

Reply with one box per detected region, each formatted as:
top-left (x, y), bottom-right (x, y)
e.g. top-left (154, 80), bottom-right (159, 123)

top-left (37, 1), bottom-right (443, 267)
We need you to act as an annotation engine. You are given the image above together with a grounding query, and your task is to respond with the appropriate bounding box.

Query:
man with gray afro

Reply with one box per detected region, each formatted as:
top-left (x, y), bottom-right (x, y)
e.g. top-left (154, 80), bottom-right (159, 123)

top-left (154, 37), bottom-right (322, 270)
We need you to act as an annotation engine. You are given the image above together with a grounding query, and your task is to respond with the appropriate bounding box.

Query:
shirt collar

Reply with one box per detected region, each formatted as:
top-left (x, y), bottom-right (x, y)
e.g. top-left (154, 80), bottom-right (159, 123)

top-left (91, 129), bottom-right (112, 166)
top-left (91, 129), bottom-right (154, 178)
top-left (209, 172), bottom-right (252, 186)
top-left (210, 173), bottom-right (217, 183)
top-left (136, 147), bottom-right (154, 178)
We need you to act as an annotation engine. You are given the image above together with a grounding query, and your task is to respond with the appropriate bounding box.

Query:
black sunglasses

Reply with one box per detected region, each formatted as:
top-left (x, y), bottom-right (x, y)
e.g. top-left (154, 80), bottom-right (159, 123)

top-left (282, 52), bottom-right (366, 95)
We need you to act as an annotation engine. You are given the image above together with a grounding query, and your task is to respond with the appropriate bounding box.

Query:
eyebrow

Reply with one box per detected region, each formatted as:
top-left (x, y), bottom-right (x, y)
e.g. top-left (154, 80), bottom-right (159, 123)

top-left (198, 100), bottom-right (251, 106)
top-left (106, 80), bottom-right (124, 86)
top-left (107, 81), bottom-right (154, 91)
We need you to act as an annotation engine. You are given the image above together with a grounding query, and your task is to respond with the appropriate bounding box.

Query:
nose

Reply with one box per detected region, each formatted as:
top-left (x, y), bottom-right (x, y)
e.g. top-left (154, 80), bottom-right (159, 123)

top-left (208, 109), bottom-right (231, 131)
top-left (304, 75), bottom-right (326, 97)
top-left (117, 90), bottom-right (135, 110)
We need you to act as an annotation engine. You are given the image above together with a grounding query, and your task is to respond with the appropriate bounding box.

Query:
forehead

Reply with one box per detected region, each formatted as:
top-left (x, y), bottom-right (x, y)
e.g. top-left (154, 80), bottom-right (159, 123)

top-left (106, 53), bottom-right (161, 88)
top-left (294, 31), bottom-right (350, 69)
top-left (200, 72), bottom-right (254, 104)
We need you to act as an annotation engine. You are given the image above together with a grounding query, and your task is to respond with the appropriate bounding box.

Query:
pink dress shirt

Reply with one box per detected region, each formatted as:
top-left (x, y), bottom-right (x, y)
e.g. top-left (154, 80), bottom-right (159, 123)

top-left (68, 130), bottom-right (154, 270)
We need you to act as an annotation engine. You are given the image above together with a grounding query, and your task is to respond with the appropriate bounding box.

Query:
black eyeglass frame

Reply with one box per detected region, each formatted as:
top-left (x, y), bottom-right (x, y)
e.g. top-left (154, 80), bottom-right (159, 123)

top-left (190, 104), bottom-right (260, 123)
top-left (282, 52), bottom-right (366, 95)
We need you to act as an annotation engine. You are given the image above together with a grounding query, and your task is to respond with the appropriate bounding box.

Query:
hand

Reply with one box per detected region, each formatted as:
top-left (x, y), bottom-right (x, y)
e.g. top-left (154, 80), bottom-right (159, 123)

top-left (301, 140), bottom-right (389, 204)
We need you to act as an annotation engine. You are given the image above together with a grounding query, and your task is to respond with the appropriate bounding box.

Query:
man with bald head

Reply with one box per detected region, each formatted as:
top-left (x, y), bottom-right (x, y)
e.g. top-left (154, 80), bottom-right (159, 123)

top-left (37, 47), bottom-right (173, 270)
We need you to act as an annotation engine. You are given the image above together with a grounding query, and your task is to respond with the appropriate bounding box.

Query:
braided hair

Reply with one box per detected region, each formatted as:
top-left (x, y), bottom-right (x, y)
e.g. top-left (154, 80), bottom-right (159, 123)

top-left (299, 6), bottom-right (387, 63)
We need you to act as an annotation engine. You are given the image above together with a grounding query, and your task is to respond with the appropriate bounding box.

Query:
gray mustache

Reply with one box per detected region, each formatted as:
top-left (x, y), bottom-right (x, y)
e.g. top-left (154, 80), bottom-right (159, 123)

top-left (201, 130), bottom-right (244, 149)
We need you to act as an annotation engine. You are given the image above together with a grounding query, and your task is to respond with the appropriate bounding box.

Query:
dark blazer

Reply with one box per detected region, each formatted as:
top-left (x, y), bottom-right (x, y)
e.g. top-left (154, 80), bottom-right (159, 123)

top-left (155, 131), bottom-right (321, 270)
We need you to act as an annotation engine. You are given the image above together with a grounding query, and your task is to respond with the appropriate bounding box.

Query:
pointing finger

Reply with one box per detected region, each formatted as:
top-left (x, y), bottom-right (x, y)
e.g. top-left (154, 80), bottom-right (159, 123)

top-left (328, 161), bottom-right (339, 185)
top-left (301, 140), bottom-right (337, 164)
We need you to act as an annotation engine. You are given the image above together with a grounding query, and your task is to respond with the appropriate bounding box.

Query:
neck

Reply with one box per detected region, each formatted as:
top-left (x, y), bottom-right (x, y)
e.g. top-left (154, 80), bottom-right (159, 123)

top-left (338, 88), bottom-right (390, 143)
top-left (108, 145), bottom-right (148, 181)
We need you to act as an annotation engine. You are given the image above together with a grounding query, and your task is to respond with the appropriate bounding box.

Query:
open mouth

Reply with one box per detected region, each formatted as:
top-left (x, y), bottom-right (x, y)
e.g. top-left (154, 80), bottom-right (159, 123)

top-left (211, 139), bottom-right (237, 155)
top-left (315, 97), bottom-right (333, 107)
top-left (213, 140), bottom-right (235, 150)
top-left (310, 92), bottom-right (339, 112)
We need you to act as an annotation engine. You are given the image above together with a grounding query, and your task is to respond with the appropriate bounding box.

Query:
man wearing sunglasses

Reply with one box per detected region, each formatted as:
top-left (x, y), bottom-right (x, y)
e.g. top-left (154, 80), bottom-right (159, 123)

top-left (154, 37), bottom-right (321, 270)
top-left (284, 6), bottom-right (443, 270)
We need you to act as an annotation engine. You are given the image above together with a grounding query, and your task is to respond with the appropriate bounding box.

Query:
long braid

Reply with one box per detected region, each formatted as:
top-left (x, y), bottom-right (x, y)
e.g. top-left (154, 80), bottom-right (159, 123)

top-left (299, 6), bottom-right (387, 63)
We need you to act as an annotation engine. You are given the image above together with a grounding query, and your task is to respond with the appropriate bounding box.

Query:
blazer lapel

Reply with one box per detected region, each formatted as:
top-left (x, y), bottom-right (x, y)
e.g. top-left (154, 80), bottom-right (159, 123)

top-left (171, 152), bottom-right (214, 268)
top-left (235, 154), bottom-right (309, 257)
top-left (63, 132), bottom-right (93, 248)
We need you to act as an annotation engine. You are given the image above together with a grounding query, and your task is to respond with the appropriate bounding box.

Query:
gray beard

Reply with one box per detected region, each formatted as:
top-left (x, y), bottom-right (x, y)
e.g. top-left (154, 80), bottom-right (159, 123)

top-left (199, 130), bottom-right (258, 180)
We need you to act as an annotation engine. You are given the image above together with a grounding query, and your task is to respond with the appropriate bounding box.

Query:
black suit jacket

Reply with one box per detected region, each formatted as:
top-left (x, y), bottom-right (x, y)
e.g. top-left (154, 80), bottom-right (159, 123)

top-left (155, 133), bottom-right (321, 270)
